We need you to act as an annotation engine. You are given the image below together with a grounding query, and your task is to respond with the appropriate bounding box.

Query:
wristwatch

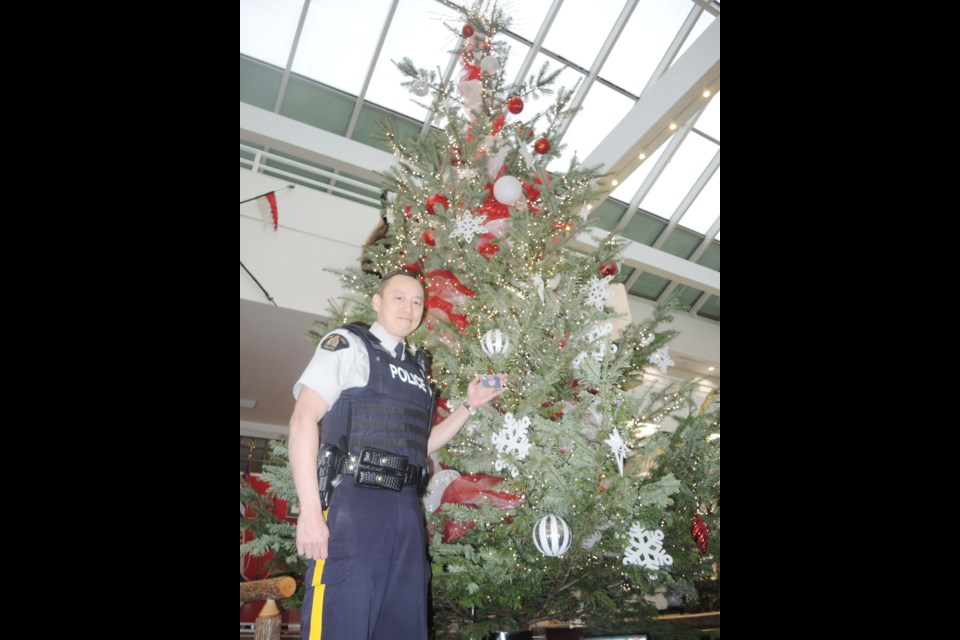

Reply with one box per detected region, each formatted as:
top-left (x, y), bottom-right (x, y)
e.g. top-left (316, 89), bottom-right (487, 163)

top-left (462, 401), bottom-right (477, 416)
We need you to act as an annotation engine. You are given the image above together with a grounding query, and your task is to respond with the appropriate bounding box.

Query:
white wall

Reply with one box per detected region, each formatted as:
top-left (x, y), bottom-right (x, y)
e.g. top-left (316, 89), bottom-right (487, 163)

top-left (240, 169), bottom-right (381, 315)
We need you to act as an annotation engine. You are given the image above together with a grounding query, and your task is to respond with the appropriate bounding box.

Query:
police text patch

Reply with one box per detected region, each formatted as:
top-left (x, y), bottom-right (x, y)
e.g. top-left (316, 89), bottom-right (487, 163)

top-left (321, 334), bottom-right (349, 352)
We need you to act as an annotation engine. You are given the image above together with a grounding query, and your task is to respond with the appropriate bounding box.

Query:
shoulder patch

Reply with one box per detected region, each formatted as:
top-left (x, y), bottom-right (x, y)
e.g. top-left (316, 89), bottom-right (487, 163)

top-left (320, 333), bottom-right (350, 352)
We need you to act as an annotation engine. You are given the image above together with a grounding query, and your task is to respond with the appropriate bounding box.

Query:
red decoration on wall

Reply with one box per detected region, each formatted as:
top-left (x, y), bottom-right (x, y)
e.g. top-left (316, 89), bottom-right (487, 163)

top-left (534, 137), bottom-right (551, 154)
top-left (691, 514), bottom-right (710, 552)
top-left (507, 97), bottom-right (524, 114)
top-left (263, 192), bottom-right (279, 230)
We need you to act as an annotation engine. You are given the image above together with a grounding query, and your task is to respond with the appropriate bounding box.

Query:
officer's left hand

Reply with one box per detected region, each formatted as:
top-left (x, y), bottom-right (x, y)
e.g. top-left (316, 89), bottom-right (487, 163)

top-left (465, 373), bottom-right (508, 408)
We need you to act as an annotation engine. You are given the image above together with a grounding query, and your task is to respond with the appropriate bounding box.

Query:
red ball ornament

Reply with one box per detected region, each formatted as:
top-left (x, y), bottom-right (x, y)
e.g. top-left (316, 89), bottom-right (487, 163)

top-left (402, 259), bottom-right (423, 274)
top-left (507, 97), bottom-right (524, 114)
top-left (422, 228), bottom-right (436, 247)
top-left (426, 193), bottom-right (450, 215)
top-left (691, 515), bottom-right (710, 553)
top-left (599, 262), bottom-right (617, 277)
top-left (534, 137), bottom-right (551, 154)
top-left (462, 24), bottom-right (474, 38)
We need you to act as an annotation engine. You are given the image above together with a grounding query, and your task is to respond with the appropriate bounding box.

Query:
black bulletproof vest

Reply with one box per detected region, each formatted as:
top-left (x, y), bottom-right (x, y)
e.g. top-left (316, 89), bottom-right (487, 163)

top-left (321, 324), bottom-right (433, 467)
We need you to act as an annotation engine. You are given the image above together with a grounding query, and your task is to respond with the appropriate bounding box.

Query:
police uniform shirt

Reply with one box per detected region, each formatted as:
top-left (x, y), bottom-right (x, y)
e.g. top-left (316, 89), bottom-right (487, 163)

top-left (293, 321), bottom-right (405, 408)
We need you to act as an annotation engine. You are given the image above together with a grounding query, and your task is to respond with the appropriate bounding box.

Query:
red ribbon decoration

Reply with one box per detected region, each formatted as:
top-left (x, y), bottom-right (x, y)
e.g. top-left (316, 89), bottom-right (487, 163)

top-left (438, 473), bottom-right (523, 542)
top-left (424, 269), bottom-right (475, 331)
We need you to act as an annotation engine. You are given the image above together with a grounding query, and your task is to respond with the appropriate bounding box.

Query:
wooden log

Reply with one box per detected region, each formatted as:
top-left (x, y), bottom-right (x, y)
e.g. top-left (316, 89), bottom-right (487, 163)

top-left (240, 576), bottom-right (296, 602)
top-left (254, 599), bottom-right (281, 640)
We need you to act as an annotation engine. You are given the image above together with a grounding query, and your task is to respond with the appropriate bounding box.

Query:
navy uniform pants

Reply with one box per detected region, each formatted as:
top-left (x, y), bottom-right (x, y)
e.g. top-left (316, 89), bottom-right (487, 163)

top-left (301, 480), bottom-right (429, 640)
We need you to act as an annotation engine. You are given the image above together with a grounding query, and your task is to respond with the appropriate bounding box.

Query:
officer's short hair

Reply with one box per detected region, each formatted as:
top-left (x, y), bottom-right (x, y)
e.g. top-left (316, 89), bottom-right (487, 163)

top-left (375, 270), bottom-right (424, 296)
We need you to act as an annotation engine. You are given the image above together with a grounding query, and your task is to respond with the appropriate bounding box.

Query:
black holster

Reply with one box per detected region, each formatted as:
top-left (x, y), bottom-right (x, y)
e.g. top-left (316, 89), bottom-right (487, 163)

top-left (316, 443), bottom-right (343, 510)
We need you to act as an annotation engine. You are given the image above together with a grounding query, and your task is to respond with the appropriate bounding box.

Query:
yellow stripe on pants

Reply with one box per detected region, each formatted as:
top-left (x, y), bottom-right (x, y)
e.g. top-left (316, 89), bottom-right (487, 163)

top-left (309, 557), bottom-right (326, 640)
top-left (308, 508), bottom-right (329, 640)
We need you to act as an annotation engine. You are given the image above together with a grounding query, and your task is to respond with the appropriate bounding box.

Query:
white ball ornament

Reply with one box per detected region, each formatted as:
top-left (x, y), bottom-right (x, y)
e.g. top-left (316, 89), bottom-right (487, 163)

top-left (480, 55), bottom-right (501, 74)
top-left (533, 514), bottom-right (572, 557)
top-left (480, 329), bottom-right (510, 356)
top-left (493, 175), bottom-right (523, 205)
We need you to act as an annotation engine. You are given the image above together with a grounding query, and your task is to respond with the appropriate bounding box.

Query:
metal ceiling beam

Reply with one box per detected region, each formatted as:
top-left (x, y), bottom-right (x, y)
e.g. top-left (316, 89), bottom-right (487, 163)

top-left (274, 0), bottom-right (312, 114)
top-left (511, 0), bottom-right (563, 86)
top-left (613, 107), bottom-right (699, 234)
top-left (241, 102), bottom-right (392, 184)
top-left (652, 147), bottom-right (719, 249)
top-left (658, 214), bottom-right (720, 302)
top-left (554, 0), bottom-right (640, 143)
top-left (420, 44), bottom-right (461, 138)
top-left (570, 231), bottom-right (719, 296)
top-left (345, 0), bottom-right (400, 140)
top-left (582, 16), bottom-right (719, 188)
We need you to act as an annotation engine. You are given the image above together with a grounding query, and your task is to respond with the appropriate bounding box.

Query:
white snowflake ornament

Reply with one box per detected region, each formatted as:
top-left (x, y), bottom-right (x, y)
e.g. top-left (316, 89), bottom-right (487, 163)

top-left (604, 427), bottom-right (629, 476)
top-left (583, 275), bottom-right (614, 311)
top-left (649, 346), bottom-right (674, 374)
top-left (491, 412), bottom-right (531, 478)
top-left (450, 212), bottom-right (488, 243)
top-left (623, 522), bottom-right (673, 573)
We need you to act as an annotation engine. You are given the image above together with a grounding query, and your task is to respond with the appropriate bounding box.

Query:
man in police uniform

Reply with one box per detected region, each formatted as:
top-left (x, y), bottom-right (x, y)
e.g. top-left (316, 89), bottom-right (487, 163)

top-left (290, 271), bottom-right (506, 640)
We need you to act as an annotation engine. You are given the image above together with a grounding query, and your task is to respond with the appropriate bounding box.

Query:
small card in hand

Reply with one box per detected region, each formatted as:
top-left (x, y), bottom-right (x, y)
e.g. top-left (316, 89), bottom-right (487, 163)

top-left (480, 374), bottom-right (502, 388)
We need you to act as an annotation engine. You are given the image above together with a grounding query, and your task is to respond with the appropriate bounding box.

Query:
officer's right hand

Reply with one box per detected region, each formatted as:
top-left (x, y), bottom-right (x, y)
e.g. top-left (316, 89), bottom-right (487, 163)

top-left (296, 509), bottom-right (330, 560)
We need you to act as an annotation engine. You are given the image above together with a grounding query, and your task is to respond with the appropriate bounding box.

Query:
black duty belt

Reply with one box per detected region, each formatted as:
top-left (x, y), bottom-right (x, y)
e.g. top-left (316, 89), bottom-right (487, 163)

top-left (337, 447), bottom-right (427, 492)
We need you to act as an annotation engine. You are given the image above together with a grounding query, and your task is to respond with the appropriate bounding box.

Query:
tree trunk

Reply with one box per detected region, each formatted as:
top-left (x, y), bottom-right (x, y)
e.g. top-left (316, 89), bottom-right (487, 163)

top-left (240, 576), bottom-right (296, 602)
top-left (255, 599), bottom-right (281, 640)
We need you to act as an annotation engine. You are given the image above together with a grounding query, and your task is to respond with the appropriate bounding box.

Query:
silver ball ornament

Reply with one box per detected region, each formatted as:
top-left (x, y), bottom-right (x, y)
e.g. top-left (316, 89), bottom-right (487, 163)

top-left (533, 514), bottom-right (572, 557)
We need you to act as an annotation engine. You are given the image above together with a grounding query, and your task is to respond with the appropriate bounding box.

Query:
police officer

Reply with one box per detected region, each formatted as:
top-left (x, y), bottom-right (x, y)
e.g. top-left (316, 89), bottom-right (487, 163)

top-left (289, 271), bottom-right (506, 640)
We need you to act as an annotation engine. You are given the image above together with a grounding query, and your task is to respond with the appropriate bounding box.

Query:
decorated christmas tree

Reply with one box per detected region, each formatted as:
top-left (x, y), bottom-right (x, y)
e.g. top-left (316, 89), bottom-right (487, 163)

top-left (304, 3), bottom-right (721, 638)
top-left (241, 2), bottom-right (719, 637)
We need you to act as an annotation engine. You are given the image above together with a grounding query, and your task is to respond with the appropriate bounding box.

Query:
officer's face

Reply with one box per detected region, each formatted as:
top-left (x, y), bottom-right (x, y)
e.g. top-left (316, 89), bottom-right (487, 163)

top-left (373, 276), bottom-right (425, 340)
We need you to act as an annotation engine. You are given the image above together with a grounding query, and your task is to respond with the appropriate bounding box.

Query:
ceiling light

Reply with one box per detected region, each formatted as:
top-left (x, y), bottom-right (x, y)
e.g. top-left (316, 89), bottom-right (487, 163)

top-left (703, 89), bottom-right (711, 98)
top-left (638, 153), bottom-right (646, 160)
top-left (707, 366), bottom-right (714, 371)
top-left (611, 179), bottom-right (619, 186)
top-left (668, 123), bottom-right (677, 130)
